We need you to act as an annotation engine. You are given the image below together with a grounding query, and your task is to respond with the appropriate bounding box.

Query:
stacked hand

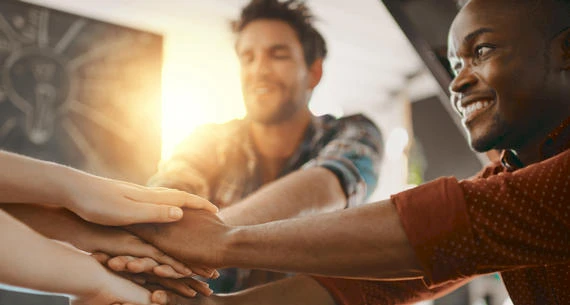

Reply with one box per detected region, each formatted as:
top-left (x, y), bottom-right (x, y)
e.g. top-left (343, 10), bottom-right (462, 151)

top-left (54, 171), bottom-right (223, 303)
top-left (58, 168), bottom-right (218, 226)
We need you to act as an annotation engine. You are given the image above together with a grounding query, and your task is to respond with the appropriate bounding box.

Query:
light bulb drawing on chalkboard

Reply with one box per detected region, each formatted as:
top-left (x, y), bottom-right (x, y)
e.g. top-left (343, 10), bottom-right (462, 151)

top-left (0, 1), bottom-right (162, 182)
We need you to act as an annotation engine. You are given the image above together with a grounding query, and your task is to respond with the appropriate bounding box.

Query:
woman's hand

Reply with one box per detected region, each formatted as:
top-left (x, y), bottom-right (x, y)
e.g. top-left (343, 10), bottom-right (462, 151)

top-left (71, 267), bottom-right (158, 305)
top-left (59, 169), bottom-right (217, 226)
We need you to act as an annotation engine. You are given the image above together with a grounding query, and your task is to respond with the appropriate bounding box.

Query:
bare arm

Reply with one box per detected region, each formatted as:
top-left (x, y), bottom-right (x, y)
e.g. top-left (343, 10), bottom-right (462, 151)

top-left (0, 150), bottom-right (217, 226)
top-left (218, 167), bottom-right (346, 225)
top-left (2, 204), bottom-right (196, 277)
top-left (130, 199), bottom-right (422, 280)
top-left (0, 209), bottom-right (153, 305)
top-left (225, 198), bottom-right (421, 279)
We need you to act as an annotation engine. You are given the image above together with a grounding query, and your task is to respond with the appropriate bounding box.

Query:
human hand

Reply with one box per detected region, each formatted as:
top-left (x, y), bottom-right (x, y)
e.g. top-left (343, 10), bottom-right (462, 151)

top-left (91, 254), bottom-right (214, 298)
top-left (92, 253), bottom-right (218, 297)
top-left (59, 168), bottom-right (218, 226)
top-left (151, 291), bottom-right (223, 305)
top-left (127, 210), bottom-right (232, 268)
top-left (71, 267), bottom-right (158, 305)
top-left (93, 253), bottom-right (219, 279)
top-left (68, 219), bottom-right (194, 277)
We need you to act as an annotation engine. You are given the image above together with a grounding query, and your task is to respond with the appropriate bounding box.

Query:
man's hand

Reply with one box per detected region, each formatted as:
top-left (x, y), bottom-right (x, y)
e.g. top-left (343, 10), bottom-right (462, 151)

top-left (128, 210), bottom-right (232, 268)
top-left (151, 291), bottom-right (220, 305)
top-left (93, 254), bottom-right (220, 279)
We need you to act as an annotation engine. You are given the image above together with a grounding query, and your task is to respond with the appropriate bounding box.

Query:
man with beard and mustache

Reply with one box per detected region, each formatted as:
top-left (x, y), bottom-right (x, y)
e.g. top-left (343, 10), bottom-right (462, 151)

top-left (132, 0), bottom-right (570, 304)
top-left (118, 0), bottom-right (383, 293)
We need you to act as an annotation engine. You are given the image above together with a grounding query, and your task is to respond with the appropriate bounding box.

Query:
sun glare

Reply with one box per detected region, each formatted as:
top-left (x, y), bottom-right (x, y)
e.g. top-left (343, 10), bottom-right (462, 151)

top-left (160, 33), bottom-right (245, 160)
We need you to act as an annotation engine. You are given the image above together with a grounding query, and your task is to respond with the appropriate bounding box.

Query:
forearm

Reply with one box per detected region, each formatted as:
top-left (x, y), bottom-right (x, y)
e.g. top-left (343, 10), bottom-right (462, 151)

top-left (0, 151), bottom-right (74, 206)
top-left (1, 204), bottom-right (98, 251)
top-left (222, 199), bottom-right (422, 279)
top-left (212, 275), bottom-right (335, 305)
top-left (219, 167), bottom-right (346, 226)
top-left (0, 210), bottom-right (106, 296)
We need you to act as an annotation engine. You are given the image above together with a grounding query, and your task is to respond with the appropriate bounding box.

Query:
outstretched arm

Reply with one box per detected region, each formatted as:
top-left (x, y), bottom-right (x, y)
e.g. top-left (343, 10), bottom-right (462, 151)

top-left (0, 150), bottom-right (217, 226)
top-left (218, 167), bottom-right (346, 225)
top-left (130, 199), bottom-right (421, 280)
top-left (0, 209), bottom-right (154, 305)
top-left (134, 149), bottom-right (570, 284)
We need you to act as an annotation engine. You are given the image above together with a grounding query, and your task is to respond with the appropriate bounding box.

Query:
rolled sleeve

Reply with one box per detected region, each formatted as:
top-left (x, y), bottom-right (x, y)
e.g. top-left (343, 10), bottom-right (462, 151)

top-left (391, 177), bottom-right (473, 287)
top-left (303, 115), bottom-right (383, 207)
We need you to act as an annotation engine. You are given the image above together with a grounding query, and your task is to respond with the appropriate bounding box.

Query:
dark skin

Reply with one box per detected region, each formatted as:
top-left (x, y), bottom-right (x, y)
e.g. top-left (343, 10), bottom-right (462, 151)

top-left (130, 0), bottom-right (570, 275)
top-left (127, 1), bottom-right (570, 303)
top-left (448, 0), bottom-right (570, 164)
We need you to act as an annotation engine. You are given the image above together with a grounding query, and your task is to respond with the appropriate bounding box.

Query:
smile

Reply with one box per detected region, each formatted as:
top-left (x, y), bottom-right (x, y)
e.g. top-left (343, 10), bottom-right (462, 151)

top-left (458, 100), bottom-right (495, 123)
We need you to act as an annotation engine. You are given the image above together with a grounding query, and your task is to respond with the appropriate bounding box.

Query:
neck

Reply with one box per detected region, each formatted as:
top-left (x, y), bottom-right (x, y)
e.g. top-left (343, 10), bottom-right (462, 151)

top-left (512, 112), bottom-right (570, 165)
top-left (249, 109), bottom-right (312, 159)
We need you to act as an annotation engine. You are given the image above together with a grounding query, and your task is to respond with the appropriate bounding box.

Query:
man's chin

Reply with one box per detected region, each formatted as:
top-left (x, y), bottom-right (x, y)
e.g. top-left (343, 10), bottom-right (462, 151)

top-left (468, 135), bottom-right (499, 153)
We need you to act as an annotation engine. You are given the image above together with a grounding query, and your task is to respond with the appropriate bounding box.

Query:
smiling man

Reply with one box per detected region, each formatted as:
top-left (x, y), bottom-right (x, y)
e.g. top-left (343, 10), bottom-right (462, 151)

top-left (133, 0), bottom-right (570, 304)
top-left (139, 0), bottom-right (383, 293)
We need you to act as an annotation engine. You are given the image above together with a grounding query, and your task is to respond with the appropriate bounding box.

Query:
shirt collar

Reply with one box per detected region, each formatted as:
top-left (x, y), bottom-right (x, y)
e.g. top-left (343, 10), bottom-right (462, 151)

top-left (501, 116), bottom-right (570, 171)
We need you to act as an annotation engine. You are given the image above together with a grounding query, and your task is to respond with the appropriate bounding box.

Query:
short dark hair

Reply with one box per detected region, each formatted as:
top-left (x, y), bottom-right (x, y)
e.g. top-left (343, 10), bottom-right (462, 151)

top-left (232, 0), bottom-right (328, 67)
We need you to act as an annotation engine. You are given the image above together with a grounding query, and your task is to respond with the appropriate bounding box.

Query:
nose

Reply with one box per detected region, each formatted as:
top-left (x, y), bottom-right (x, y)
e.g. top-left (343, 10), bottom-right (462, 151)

top-left (449, 67), bottom-right (477, 95)
top-left (448, 66), bottom-right (478, 114)
top-left (251, 53), bottom-right (271, 76)
top-left (449, 65), bottom-right (477, 95)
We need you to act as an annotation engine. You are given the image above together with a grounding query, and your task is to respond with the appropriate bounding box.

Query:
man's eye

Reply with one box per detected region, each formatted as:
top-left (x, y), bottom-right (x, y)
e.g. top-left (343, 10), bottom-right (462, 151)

top-left (273, 52), bottom-right (290, 59)
top-left (475, 46), bottom-right (493, 58)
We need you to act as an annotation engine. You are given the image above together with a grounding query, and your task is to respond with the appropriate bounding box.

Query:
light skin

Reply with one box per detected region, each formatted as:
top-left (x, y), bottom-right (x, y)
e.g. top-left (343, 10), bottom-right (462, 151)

top-left (0, 151), bottom-right (220, 298)
top-left (0, 150), bottom-right (218, 226)
top-left (113, 19), bottom-right (345, 276)
top-left (134, 0), bottom-right (569, 303)
top-left (0, 209), bottom-right (156, 305)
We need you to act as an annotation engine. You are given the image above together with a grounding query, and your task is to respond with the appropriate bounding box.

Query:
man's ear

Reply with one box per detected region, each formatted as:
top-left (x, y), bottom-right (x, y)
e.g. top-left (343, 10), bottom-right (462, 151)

top-left (308, 58), bottom-right (324, 89)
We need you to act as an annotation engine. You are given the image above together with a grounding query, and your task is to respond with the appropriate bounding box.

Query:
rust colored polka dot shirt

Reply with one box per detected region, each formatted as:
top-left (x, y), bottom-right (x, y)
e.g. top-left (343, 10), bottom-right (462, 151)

top-left (315, 118), bottom-right (570, 305)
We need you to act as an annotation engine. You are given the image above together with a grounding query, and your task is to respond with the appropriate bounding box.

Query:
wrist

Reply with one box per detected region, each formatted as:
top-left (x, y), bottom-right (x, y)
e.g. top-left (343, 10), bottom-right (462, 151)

top-left (42, 162), bottom-right (75, 208)
top-left (221, 226), bottom-right (254, 268)
top-left (48, 163), bottom-right (80, 209)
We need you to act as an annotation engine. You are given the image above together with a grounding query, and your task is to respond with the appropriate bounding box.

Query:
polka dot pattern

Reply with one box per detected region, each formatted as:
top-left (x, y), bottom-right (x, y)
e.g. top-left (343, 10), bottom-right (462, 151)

top-left (313, 120), bottom-right (570, 305)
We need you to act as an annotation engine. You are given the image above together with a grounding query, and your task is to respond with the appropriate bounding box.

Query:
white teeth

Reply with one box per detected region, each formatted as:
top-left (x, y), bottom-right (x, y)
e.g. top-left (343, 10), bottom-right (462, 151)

top-left (461, 100), bottom-right (491, 118)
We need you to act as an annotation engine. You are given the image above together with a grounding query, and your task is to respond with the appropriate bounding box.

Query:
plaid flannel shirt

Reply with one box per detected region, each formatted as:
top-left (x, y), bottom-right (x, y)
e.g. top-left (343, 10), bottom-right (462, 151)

top-left (148, 114), bottom-right (383, 292)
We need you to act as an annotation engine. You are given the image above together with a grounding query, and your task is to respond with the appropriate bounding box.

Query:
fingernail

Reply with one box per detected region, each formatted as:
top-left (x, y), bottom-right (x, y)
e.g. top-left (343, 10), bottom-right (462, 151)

top-left (153, 291), bottom-right (167, 304)
top-left (169, 207), bottom-right (183, 219)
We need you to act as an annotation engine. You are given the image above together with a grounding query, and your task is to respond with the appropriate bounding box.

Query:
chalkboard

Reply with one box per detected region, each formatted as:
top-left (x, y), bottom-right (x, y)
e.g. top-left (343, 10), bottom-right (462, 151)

top-left (0, 0), bottom-right (163, 184)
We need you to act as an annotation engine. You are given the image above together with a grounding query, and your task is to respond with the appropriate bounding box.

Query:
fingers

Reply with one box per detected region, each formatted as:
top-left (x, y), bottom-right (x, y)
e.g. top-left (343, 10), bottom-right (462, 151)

top-left (113, 236), bottom-right (192, 276)
top-left (126, 188), bottom-right (218, 214)
top-left (108, 256), bottom-right (136, 272)
top-left (91, 252), bottom-right (110, 264)
top-left (151, 290), bottom-right (168, 305)
top-left (151, 290), bottom-right (203, 305)
top-left (121, 202), bottom-right (185, 224)
top-left (155, 277), bottom-right (198, 298)
top-left (191, 267), bottom-right (219, 279)
top-left (179, 278), bottom-right (213, 297)
top-left (154, 265), bottom-right (186, 279)
top-left (128, 257), bottom-right (160, 274)
top-left (108, 256), bottom-right (192, 279)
